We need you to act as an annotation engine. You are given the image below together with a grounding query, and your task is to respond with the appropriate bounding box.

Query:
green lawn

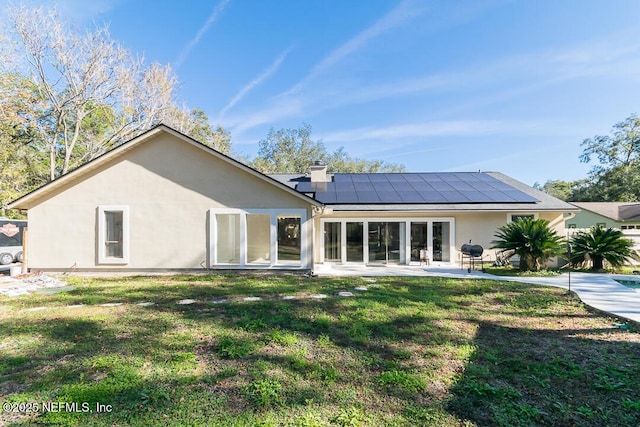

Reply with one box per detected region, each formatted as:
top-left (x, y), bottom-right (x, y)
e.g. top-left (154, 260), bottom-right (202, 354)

top-left (1, 274), bottom-right (639, 426)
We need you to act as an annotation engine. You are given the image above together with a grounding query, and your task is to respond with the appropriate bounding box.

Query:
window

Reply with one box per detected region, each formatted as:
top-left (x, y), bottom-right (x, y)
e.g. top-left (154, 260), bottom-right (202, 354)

top-left (247, 214), bottom-right (271, 264)
top-left (215, 214), bottom-right (241, 263)
top-left (324, 222), bottom-right (341, 261)
top-left (98, 206), bottom-right (129, 264)
top-left (209, 209), bottom-right (307, 268)
top-left (511, 214), bottom-right (535, 222)
top-left (278, 216), bottom-right (301, 263)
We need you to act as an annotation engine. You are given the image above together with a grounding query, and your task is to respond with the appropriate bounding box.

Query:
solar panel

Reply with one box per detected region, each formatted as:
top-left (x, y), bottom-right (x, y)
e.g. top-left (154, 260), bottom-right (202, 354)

top-left (391, 182), bottom-right (414, 191)
top-left (333, 174), bottom-right (353, 182)
top-left (290, 172), bottom-right (539, 204)
top-left (374, 182), bottom-right (395, 191)
top-left (334, 181), bottom-right (356, 192)
top-left (417, 191), bottom-right (447, 202)
top-left (398, 191), bottom-right (421, 202)
top-left (386, 174), bottom-right (407, 182)
top-left (369, 174), bottom-right (389, 182)
top-left (357, 191), bottom-right (381, 203)
top-left (376, 191), bottom-right (400, 203)
top-left (448, 180), bottom-right (475, 191)
top-left (404, 174), bottom-right (425, 182)
top-left (429, 180), bottom-right (455, 191)
top-left (441, 191), bottom-right (470, 203)
top-left (460, 190), bottom-right (494, 202)
top-left (351, 174), bottom-right (371, 182)
top-left (335, 191), bottom-right (358, 203)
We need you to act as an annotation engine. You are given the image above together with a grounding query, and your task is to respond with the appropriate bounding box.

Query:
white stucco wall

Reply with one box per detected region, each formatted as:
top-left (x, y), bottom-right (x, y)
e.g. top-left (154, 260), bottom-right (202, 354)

top-left (24, 133), bottom-right (314, 270)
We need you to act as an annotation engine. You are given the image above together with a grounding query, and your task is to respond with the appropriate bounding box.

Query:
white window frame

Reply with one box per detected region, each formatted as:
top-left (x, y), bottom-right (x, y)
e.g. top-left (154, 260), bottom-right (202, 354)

top-left (319, 217), bottom-right (455, 265)
top-left (97, 205), bottom-right (130, 265)
top-left (209, 208), bottom-right (307, 268)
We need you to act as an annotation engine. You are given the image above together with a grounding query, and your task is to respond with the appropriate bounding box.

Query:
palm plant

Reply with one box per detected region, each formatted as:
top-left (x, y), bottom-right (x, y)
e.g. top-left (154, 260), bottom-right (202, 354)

top-left (491, 218), bottom-right (565, 271)
top-left (569, 226), bottom-right (633, 270)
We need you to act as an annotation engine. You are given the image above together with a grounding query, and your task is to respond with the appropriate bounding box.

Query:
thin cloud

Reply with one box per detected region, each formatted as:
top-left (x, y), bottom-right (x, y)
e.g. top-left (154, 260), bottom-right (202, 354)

top-left (284, 0), bottom-right (427, 95)
top-left (225, 9), bottom-right (640, 139)
top-left (320, 119), bottom-right (576, 146)
top-left (218, 45), bottom-right (294, 118)
top-left (225, 0), bottom-right (426, 136)
top-left (175, 0), bottom-right (230, 68)
top-left (320, 120), bottom-right (510, 142)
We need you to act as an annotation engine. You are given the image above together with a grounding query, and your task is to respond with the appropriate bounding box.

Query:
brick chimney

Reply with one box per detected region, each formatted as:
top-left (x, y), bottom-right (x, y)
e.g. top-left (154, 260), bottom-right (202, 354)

top-left (310, 160), bottom-right (328, 183)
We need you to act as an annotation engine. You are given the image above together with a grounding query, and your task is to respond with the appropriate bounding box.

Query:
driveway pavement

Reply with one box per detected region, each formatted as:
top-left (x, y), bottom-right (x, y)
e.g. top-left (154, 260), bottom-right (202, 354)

top-left (316, 264), bottom-right (640, 323)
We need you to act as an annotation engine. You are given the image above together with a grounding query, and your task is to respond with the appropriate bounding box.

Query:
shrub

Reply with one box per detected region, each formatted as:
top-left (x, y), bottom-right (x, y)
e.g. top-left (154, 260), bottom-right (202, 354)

top-left (570, 226), bottom-right (634, 270)
top-left (492, 218), bottom-right (565, 271)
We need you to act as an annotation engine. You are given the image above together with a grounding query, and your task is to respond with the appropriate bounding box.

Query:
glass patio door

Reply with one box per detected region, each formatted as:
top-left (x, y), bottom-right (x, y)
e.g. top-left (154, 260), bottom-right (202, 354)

top-left (432, 221), bottom-right (450, 262)
top-left (368, 222), bottom-right (401, 264)
top-left (410, 222), bottom-right (427, 262)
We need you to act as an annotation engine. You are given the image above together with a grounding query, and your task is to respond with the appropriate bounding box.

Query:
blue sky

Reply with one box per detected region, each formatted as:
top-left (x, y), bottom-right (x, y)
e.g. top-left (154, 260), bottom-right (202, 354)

top-left (10, 0), bottom-right (640, 185)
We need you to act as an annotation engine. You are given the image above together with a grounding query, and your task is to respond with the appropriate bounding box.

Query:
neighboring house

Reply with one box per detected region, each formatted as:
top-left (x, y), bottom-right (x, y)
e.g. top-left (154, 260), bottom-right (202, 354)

top-left (566, 202), bottom-right (640, 263)
top-left (566, 202), bottom-right (640, 230)
top-left (7, 125), bottom-right (577, 272)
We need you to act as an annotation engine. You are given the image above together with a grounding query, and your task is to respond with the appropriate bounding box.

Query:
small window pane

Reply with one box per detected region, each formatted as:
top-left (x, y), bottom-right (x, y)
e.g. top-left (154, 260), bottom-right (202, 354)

top-left (346, 222), bottom-right (364, 262)
top-left (105, 211), bottom-right (123, 258)
top-left (324, 222), bottom-right (341, 261)
top-left (216, 214), bottom-right (241, 263)
top-left (278, 216), bottom-right (301, 262)
top-left (511, 214), bottom-right (534, 222)
top-left (247, 214), bottom-right (271, 263)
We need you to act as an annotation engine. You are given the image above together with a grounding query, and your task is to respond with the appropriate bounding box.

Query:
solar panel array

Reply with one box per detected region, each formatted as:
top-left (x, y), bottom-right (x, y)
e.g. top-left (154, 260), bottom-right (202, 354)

top-left (295, 172), bottom-right (539, 204)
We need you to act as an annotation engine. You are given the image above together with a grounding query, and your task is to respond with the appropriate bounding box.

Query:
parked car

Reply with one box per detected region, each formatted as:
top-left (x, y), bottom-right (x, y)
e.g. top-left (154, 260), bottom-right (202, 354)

top-left (0, 218), bottom-right (27, 265)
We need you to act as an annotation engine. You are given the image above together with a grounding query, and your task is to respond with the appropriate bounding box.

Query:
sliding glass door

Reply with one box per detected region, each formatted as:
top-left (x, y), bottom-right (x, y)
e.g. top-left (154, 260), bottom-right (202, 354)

top-left (368, 222), bottom-right (401, 264)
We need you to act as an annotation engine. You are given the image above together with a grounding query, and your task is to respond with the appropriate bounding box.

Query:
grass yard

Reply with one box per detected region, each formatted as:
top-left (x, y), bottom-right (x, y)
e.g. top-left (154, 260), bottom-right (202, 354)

top-left (1, 274), bottom-right (639, 426)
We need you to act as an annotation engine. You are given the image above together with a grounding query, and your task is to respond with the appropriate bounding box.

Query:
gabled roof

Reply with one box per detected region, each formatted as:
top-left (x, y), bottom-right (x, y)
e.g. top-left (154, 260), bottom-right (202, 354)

top-left (8, 125), bottom-right (321, 210)
top-left (271, 171), bottom-right (577, 212)
top-left (571, 202), bottom-right (640, 222)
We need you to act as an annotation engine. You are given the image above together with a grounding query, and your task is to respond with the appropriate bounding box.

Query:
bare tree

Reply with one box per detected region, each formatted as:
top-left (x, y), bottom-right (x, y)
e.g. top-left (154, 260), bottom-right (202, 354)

top-left (1, 5), bottom-right (230, 181)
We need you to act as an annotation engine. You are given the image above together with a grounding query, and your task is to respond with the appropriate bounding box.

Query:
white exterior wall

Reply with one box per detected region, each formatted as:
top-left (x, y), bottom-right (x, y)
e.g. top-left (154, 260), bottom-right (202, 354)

top-left (25, 133), bottom-right (314, 270)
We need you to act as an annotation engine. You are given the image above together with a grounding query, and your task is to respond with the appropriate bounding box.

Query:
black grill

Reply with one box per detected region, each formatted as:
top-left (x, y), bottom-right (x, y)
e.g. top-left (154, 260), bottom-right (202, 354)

top-left (460, 241), bottom-right (485, 273)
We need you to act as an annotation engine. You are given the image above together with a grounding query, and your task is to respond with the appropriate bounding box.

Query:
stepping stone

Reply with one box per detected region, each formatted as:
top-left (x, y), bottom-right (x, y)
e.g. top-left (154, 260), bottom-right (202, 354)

top-left (281, 295), bottom-right (297, 300)
top-left (2, 289), bottom-right (30, 297)
top-left (354, 286), bottom-right (368, 291)
top-left (243, 297), bottom-right (262, 302)
top-left (136, 302), bottom-right (155, 307)
top-left (338, 291), bottom-right (354, 297)
top-left (177, 299), bottom-right (197, 305)
top-left (25, 306), bottom-right (47, 312)
top-left (66, 304), bottom-right (85, 309)
top-left (100, 302), bottom-right (124, 307)
top-left (210, 298), bottom-right (228, 304)
top-left (35, 285), bottom-right (76, 295)
top-left (310, 294), bottom-right (328, 299)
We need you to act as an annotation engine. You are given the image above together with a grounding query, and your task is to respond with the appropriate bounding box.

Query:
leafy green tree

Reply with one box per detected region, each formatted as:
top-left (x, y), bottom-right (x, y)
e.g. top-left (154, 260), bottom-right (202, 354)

top-left (569, 226), bottom-right (634, 270)
top-left (251, 123), bottom-right (405, 173)
top-left (491, 218), bottom-right (565, 271)
top-left (574, 114), bottom-right (640, 201)
top-left (533, 180), bottom-right (577, 201)
top-left (185, 109), bottom-right (231, 155)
